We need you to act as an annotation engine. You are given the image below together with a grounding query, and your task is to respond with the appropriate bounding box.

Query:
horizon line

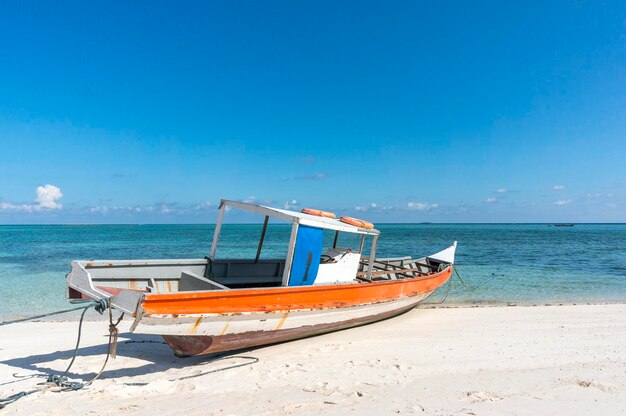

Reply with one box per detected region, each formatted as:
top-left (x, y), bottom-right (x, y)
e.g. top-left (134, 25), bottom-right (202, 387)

top-left (1, 222), bottom-right (625, 226)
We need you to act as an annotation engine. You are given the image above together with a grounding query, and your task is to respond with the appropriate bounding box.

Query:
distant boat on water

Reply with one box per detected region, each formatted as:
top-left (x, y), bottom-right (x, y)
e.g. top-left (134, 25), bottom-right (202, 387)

top-left (554, 223), bottom-right (575, 227)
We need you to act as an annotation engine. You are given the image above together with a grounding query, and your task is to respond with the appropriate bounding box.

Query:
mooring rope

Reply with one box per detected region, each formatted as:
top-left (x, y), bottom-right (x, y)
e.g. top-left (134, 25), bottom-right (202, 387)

top-left (424, 265), bottom-right (498, 305)
top-left (424, 272), bottom-right (454, 304)
top-left (83, 302), bottom-right (124, 388)
top-left (0, 298), bottom-right (122, 409)
top-left (453, 266), bottom-right (499, 291)
top-left (0, 299), bottom-right (107, 327)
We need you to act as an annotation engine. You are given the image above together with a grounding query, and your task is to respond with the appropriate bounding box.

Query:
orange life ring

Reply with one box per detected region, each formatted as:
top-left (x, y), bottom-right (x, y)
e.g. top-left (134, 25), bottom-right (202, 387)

top-left (339, 216), bottom-right (374, 229)
top-left (301, 208), bottom-right (336, 219)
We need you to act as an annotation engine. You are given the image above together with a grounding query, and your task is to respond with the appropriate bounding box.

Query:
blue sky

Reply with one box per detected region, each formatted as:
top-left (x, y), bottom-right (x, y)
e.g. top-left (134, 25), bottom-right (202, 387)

top-left (0, 1), bottom-right (624, 223)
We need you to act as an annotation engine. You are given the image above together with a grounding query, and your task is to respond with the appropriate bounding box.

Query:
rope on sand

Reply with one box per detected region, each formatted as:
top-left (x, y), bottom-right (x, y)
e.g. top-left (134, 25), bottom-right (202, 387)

top-left (0, 299), bottom-right (123, 409)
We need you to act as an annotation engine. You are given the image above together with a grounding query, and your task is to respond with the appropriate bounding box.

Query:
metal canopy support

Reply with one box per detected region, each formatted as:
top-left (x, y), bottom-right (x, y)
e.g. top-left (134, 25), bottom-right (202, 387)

top-left (209, 202), bottom-right (226, 260)
top-left (358, 235), bottom-right (365, 253)
top-left (219, 199), bottom-right (380, 236)
top-left (332, 231), bottom-right (339, 248)
top-left (365, 235), bottom-right (378, 281)
top-left (255, 215), bottom-right (269, 263)
top-left (282, 222), bottom-right (299, 286)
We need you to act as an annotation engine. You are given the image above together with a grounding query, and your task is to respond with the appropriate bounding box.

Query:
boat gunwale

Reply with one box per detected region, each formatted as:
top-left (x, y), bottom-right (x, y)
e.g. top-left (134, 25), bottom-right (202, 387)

top-left (137, 266), bottom-right (453, 315)
top-left (141, 265), bottom-right (453, 301)
top-left (142, 294), bottom-right (433, 318)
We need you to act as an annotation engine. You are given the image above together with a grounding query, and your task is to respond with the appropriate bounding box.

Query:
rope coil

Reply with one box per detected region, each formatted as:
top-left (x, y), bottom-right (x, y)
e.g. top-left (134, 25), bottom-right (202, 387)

top-left (0, 297), bottom-right (122, 409)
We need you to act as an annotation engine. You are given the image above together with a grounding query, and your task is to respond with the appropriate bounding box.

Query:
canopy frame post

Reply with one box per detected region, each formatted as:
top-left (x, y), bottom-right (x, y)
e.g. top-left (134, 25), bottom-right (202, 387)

top-left (281, 222), bottom-right (299, 286)
top-left (255, 215), bottom-right (269, 263)
top-left (365, 235), bottom-right (378, 281)
top-left (209, 202), bottom-right (226, 260)
top-left (358, 235), bottom-right (365, 253)
top-left (332, 231), bottom-right (339, 248)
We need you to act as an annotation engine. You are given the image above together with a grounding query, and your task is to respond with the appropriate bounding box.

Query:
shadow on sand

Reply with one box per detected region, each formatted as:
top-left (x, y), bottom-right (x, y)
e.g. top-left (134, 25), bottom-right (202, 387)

top-left (0, 331), bottom-right (260, 383)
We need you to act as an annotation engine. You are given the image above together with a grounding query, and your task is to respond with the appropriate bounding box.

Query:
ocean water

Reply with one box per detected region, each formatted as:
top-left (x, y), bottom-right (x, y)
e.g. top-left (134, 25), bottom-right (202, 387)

top-left (1, 224), bottom-right (625, 317)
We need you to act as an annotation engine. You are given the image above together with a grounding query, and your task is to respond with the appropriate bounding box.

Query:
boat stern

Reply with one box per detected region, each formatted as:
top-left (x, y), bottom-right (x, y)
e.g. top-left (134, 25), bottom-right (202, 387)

top-left (66, 260), bottom-right (145, 316)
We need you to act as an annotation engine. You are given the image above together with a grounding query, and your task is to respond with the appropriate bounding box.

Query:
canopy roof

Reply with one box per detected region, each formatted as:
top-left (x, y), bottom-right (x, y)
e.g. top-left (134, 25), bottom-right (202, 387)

top-left (221, 199), bottom-right (380, 236)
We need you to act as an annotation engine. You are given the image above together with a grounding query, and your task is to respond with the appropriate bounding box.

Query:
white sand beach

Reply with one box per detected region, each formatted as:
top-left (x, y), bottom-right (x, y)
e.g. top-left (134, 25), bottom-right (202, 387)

top-left (1, 304), bottom-right (625, 415)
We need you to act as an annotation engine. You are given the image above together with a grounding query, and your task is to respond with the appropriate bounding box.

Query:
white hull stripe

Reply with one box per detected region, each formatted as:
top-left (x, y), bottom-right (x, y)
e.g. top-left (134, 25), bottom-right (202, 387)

top-left (133, 291), bottom-right (434, 336)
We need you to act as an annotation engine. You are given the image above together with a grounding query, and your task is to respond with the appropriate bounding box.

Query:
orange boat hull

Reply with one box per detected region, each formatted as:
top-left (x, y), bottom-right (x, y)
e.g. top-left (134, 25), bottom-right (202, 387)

top-left (135, 267), bottom-right (452, 357)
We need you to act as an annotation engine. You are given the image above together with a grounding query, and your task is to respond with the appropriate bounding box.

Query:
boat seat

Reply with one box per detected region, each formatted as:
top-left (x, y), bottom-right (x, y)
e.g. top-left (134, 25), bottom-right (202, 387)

top-left (179, 271), bottom-right (229, 292)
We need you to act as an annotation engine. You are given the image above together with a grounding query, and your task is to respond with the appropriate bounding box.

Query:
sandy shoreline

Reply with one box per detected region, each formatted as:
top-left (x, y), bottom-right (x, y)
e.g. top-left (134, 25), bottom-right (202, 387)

top-left (1, 304), bottom-right (625, 415)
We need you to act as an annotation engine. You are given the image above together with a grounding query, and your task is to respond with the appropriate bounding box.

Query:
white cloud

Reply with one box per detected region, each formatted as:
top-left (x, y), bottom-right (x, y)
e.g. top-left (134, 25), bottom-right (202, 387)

top-left (552, 185), bottom-right (565, 190)
top-left (196, 201), bottom-right (212, 210)
top-left (36, 184), bottom-right (63, 209)
top-left (354, 202), bottom-right (384, 212)
top-left (486, 197), bottom-right (496, 203)
top-left (552, 199), bottom-right (572, 206)
top-left (160, 204), bottom-right (174, 214)
top-left (89, 205), bottom-right (156, 214)
top-left (407, 202), bottom-right (439, 211)
top-left (0, 202), bottom-right (32, 212)
top-left (497, 188), bottom-right (507, 193)
top-left (243, 196), bottom-right (256, 203)
top-left (0, 184), bottom-right (63, 212)
top-left (284, 200), bottom-right (298, 210)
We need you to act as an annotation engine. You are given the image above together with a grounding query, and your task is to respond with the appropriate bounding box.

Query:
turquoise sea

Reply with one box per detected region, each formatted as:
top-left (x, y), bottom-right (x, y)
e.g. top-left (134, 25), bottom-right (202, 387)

top-left (1, 224), bottom-right (625, 318)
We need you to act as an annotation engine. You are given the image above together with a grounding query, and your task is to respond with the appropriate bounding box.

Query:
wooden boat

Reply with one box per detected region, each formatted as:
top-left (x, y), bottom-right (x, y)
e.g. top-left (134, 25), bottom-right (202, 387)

top-left (66, 200), bottom-right (456, 357)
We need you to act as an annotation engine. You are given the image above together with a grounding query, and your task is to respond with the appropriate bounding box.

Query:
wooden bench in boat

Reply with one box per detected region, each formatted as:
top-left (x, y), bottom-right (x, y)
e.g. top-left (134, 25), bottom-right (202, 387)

top-left (356, 267), bottom-right (430, 279)
top-left (357, 257), bottom-right (442, 281)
